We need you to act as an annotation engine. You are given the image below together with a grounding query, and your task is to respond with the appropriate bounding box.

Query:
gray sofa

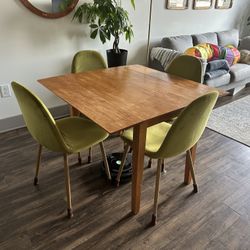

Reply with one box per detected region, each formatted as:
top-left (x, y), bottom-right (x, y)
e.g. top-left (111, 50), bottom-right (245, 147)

top-left (150, 29), bottom-right (250, 94)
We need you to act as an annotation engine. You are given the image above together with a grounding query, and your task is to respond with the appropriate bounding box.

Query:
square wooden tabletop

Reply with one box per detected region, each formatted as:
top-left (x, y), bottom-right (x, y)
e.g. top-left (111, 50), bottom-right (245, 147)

top-left (38, 65), bottom-right (218, 134)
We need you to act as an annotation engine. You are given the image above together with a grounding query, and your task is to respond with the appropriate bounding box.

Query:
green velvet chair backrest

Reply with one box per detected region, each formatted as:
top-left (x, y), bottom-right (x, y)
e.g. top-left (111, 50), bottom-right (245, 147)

top-left (12, 82), bottom-right (68, 152)
top-left (71, 50), bottom-right (107, 73)
top-left (156, 91), bottom-right (218, 159)
top-left (166, 55), bottom-right (203, 83)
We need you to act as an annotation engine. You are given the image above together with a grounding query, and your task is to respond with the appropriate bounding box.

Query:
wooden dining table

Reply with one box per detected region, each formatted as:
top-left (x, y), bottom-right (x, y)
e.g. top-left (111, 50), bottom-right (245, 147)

top-left (38, 64), bottom-right (220, 215)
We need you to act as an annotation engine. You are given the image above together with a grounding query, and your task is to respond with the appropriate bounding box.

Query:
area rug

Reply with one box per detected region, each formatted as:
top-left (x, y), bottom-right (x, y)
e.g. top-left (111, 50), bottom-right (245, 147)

top-left (207, 95), bottom-right (250, 147)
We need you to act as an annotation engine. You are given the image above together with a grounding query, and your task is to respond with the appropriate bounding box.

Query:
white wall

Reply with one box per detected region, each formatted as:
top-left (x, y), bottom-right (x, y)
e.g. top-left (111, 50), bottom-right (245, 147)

top-left (150, 0), bottom-right (250, 41)
top-left (0, 0), bottom-right (248, 121)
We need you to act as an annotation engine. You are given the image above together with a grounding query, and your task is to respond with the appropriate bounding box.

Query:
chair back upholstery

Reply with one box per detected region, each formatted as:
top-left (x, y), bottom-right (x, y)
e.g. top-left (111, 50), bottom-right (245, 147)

top-left (166, 55), bottom-right (203, 83)
top-left (71, 50), bottom-right (107, 73)
top-left (12, 82), bottom-right (67, 152)
top-left (157, 91), bottom-right (218, 158)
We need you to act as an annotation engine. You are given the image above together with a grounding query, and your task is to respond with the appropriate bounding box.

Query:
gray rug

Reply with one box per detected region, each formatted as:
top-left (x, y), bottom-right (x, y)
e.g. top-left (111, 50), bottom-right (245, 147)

top-left (207, 95), bottom-right (250, 147)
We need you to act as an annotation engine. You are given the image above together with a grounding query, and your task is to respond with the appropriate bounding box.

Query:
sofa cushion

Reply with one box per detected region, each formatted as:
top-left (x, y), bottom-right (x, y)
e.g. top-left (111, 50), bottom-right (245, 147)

top-left (229, 63), bottom-right (250, 82)
top-left (238, 36), bottom-right (250, 50)
top-left (192, 32), bottom-right (218, 46)
top-left (205, 73), bottom-right (231, 87)
top-left (161, 35), bottom-right (193, 52)
top-left (217, 29), bottom-right (239, 47)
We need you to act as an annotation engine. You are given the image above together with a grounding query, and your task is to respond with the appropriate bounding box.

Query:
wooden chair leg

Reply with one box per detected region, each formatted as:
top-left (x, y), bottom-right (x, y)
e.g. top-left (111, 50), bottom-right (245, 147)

top-left (88, 147), bottom-right (92, 163)
top-left (99, 142), bottom-right (111, 180)
top-left (184, 144), bottom-right (197, 184)
top-left (63, 153), bottom-right (73, 218)
top-left (147, 158), bottom-right (152, 168)
top-left (161, 159), bottom-right (167, 173)
top-left (187, 150), bottom-right (198, 193)
top-left (116, 144), bottom-right (130, 187)
top-left (151, 158), bottom-right (162, 226)
top-left (77, 152), bottom-right (82, 165)
top-left (34, 144), bottom-right (42, 185)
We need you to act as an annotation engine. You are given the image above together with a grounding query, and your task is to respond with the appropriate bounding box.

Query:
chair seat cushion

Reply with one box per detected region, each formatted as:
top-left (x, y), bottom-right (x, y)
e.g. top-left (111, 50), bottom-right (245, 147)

top-left (57, 117), bottom-right (108, 153)
top-left (121, 122), bottom-right (172, 155)
top-left (229, 63), bottom-right (250, 82)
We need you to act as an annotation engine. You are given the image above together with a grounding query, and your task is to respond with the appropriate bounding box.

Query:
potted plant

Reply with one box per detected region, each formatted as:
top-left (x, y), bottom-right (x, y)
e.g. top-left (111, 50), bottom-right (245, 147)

top-left (73, 0), bottom-right (135, 67)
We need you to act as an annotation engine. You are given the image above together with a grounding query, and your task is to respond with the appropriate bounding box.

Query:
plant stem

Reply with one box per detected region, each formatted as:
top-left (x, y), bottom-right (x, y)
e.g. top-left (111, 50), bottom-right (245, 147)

top-left (113, 36), bottom-right (120, 53)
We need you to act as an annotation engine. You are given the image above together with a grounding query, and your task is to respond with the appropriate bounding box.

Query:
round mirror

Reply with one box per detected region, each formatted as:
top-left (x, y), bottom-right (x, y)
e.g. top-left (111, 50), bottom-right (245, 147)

top-left (20, 0), bottom-right (79, 18)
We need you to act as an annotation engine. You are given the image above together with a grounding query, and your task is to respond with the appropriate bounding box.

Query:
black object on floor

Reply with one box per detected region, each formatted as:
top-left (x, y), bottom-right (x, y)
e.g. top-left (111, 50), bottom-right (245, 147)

top-left (101, 152), bottom-right (132, 184)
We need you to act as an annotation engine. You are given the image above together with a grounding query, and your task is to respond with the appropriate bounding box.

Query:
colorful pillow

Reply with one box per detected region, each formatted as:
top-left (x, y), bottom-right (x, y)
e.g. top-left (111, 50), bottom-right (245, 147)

top-left (185, 43), bottom-right (240, 66)
top-left (185, 43), bottom-right (214, 61)
top-left (219, 46), bottom-right (234, 66)
top-left (210, 44), bottom-right (220, 60)
top-left (226, 45), bottom-right (240, 65)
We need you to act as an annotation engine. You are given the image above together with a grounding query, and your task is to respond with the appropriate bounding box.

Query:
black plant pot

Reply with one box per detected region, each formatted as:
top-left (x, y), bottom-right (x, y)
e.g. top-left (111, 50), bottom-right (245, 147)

top-left (106, 49), bottom-right (128, 68)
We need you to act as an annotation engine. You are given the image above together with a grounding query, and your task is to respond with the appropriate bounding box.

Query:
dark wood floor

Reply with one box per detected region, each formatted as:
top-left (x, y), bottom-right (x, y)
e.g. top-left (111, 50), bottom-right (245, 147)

top-left (0, 87), bottom-right (249, 250)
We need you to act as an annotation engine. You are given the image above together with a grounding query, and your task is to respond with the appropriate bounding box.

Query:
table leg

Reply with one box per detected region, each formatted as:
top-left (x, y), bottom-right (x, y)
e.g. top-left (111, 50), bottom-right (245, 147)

top-left (184, 143), bottom-right (197, 185)
top-left (69, 106), bottom-right (80, 117)
top-left (131, 123), bottom-right (147, 214)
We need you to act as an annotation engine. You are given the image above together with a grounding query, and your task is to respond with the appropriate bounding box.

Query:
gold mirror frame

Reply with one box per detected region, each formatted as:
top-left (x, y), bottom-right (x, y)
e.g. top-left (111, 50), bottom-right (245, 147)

top-left (19, 0), bottom-right (79, 19)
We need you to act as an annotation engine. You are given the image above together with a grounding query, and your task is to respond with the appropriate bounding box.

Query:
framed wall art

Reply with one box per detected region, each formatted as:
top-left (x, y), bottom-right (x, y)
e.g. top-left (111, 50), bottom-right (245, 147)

top-left (193, 0), bottom-right (212, 9)
top-left (166, 0), bottom-right (189, 10)
top-left (215, 0), bottom-right (233, 9)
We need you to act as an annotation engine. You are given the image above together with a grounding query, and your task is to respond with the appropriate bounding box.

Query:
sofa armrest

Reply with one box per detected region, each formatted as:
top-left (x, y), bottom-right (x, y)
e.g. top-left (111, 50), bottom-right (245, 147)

top-left (149, 47), bottom-right (183, 72)
top-left (198, 58), bottom-right (208, 78)
top-left (149, 58), bottom-right (165, 72)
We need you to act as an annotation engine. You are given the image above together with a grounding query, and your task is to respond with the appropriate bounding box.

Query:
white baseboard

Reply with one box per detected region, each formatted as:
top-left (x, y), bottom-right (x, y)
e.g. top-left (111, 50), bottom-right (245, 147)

top-left (0, 105), bottom-right (69, 133)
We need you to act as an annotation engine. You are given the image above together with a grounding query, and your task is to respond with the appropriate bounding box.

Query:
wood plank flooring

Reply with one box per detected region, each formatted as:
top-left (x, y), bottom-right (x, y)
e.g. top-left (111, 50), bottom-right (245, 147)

top-left (0, 87), bottom-right (249, 250)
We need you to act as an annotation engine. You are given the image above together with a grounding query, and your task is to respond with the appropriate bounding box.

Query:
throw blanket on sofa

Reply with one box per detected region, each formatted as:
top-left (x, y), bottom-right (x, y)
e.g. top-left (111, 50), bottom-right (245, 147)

top-left (205, 59), bottom-right (230, 80)
top-left (206, 59), bottom-right (230, 71)
top-left (205, 69), bottom-right (228, 80)
top-left (150, 47), bottom-right (183, 71)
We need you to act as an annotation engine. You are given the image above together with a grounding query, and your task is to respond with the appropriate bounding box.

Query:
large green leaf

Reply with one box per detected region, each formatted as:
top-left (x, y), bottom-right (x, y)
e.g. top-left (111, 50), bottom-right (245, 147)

top-left (130, 0), bottom-right (135, 9)
top-left (90, 29), bottom-right (98, 39)
top-left (90, 24), bottom-right (98, 29)
top-left (99, 29), bottom-right (107, 44)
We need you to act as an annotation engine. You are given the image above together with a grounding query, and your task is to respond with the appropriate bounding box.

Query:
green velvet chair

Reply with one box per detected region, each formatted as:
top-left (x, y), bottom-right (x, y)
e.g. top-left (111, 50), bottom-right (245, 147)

top-left (117, 91), bottom-right (218, 225)
top-left (71, 50), bottom-right (107, 74)
top-left (166, 54), bottom-right (204, 83)
top-left (12, 81), bottom-right (111, 218)
top-left (71, 50), bottom-right (107, 164)
top-left (147, 54), bottom-right (204, 171)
